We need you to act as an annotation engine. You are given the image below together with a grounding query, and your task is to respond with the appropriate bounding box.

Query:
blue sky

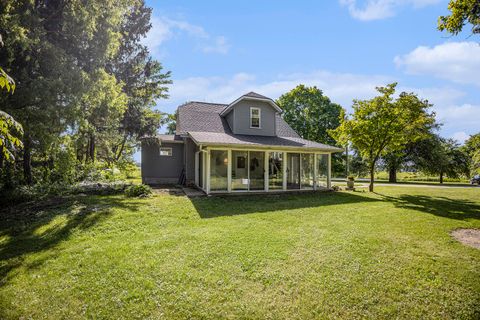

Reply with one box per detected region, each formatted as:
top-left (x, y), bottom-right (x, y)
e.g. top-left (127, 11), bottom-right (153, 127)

top-left (143, 0), bottom-right (479, 144)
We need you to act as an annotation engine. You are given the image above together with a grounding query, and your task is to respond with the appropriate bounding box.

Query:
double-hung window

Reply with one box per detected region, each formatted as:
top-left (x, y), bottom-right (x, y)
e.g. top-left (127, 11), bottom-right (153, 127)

top-left (250, 107), bottom-right (261, 128)
top-left (159, 147), bottom-right (172, 156)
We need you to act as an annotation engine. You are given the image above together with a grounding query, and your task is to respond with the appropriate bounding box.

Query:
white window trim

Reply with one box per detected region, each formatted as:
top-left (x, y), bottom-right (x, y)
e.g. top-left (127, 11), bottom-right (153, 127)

top-left (250, 107), bottom-right (261, 129)
top-left (159, 147), bottom-right (172, 156)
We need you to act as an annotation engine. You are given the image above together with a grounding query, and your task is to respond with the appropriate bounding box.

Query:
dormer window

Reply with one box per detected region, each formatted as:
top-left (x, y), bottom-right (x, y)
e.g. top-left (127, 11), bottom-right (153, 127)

top-left (250, 107), bottom-right (261, 128)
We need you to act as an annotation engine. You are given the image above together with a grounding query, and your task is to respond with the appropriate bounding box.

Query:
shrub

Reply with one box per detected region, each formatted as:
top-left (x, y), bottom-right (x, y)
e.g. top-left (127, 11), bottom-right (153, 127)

top-left (125, 184), bottom-right (152, 197)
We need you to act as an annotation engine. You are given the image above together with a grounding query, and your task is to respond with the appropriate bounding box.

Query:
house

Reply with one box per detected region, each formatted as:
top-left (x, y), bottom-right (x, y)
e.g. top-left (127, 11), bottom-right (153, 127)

top-left (141, 92), bottom-right (343, 194)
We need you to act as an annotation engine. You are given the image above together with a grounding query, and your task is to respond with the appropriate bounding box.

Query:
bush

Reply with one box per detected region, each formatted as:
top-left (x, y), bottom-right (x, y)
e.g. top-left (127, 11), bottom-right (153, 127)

top-left (125, 184), bottom-right (152, 197)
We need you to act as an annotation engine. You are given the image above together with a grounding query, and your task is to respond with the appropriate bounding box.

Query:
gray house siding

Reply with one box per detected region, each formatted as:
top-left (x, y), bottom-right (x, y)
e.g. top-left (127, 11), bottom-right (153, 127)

top-left (141, 141), bottom-right (184, 184)
top-left (184, 138), bottom-right (197, 184)
top-left (229, 100), bottom-right (276, 136)
top-left (225, 110), bottom-right (235, 132)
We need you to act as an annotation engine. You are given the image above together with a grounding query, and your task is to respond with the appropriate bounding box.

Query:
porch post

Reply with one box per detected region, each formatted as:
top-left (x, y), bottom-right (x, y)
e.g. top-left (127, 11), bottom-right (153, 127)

top-left (282, 151), bottom-right (287, 190)
top-left (206, 149), bottom-right (211, 194)
top-left (327, 152), bottom-right (332, 189)
top-left (227, 149), bottom-right (232, 192)
top-left (313, 153), bottom-right (317, 191)
top-left (264, 151), bottom-right (269, 192)
top-left (194, 151), bottom-right (199, 187)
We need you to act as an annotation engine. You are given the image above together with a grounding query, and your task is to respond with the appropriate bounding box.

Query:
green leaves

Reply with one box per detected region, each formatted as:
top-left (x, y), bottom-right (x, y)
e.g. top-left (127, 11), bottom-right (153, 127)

top-left (438, 0), bottom-right (480, 35)
top-left (0, 67), bottom-right (15, 93)
top-left (0, 110), bottom-right (24, 161)
top-left (277, 84), bottom-right (344, 146)
top-left (331, 83), bottom-right (437, 190)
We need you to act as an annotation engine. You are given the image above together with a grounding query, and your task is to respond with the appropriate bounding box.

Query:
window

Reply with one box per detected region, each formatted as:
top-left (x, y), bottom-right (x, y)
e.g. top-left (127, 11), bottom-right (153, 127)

top-left (250, 107), bottom-right (261, 128)
top-left (159, 147), bottom-right (172, 156)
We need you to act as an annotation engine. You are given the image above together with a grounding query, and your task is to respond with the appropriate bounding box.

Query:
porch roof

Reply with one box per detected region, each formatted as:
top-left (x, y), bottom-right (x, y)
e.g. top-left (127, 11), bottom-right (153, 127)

top-left (188, 131), bottom-right (343, 152)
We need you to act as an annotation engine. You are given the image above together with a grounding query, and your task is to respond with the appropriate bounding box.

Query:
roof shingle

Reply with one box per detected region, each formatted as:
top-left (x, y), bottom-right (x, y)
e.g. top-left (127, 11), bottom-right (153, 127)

top-left (173, 94), bottom-right (342, 152)
top-left (188, 131), bottom-right (342, 151)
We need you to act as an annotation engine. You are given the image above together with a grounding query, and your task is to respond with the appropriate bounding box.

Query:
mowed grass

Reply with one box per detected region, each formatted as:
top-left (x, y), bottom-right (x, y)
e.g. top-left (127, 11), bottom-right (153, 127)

top-left (0, 187), bottom-right (479, 319)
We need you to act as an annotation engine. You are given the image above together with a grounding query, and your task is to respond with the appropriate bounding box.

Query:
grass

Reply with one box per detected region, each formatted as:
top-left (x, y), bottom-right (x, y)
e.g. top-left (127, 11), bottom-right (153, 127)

top-left (0, 187), bottom-right (479, 319)
top-left (343, 171), bottom-right (470, 184)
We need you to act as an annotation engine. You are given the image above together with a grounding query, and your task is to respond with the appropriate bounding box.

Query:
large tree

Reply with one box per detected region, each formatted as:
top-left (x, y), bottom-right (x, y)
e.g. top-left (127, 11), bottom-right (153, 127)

top-left (0, 0), bottom-right (170, 185)
top-left (276, 85), bottom-right (344, 174)
top-left (106, 1), bottom-right (171, 162)
top-left (464, 133), bottom-right (480, 175)
top-left (382, 97), bottom-right (439, 183)
top-left (438, 0), bottom-right (480, 36)
top-left (330, 83), bottom-right (436, 191)
top-left (409, 135), bottom-right (470, 183)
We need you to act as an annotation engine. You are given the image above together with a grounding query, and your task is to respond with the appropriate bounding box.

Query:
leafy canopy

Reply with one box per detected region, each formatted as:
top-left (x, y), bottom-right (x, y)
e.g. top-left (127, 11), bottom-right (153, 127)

top-left (330, 83), bottom-right (436, 191)
top-left (438, 0), bottom-right (480, 35)
top-left (464, 133), bottom-right (480, 175)
top-left (409, 134), bottom-right (470, 182)
top-left (277, 85), bottom-right (343, 146)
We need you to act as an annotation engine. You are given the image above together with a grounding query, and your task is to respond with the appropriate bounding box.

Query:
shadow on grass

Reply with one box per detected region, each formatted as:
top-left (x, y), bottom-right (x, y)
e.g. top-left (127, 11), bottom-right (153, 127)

top-left (375, 193), bottom-right (480, 220)
top-left (0, 195), bottom-right (144, 286)
top-left (191, 191), bottom-right (379, 219)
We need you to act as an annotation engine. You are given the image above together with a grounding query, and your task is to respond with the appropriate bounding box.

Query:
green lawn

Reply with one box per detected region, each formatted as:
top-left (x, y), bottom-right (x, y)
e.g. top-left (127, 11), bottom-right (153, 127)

top-left (1, 187), bottom-right (479, 319)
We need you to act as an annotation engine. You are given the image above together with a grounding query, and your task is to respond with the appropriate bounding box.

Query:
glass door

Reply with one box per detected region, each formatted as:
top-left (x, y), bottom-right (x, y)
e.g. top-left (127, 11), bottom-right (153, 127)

top-left (287, 153), bottom-right (300, 189)
top-left (249, 151), bottom-right (265, 190)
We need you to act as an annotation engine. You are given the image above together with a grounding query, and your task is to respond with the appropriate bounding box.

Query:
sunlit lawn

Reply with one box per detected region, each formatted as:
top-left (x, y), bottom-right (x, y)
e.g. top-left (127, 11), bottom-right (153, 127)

top-left (0, 186), bottom-right (479, 319)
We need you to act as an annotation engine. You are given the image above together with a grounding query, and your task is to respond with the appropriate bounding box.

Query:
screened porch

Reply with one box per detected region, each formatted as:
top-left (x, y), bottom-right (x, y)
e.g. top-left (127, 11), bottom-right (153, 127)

top-left (195, 148), bottom-right (332, 194)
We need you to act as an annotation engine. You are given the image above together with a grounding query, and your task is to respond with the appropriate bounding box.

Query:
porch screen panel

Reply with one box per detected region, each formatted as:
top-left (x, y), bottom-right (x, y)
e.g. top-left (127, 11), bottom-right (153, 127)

top-left (287, 153), bottom-right (301, 189)
top-left (301, 154), bottom-right (314, 189)
top-left (249, 151), bottom-right (265, 190)
top-left (268, 152), bottom-right (283, 190)
top-left (316, 154), bottom-right (328, 188)
top-left (210, 150), bottom-right (228, 191)
top-left (231, 150), bottom-right (248, 190)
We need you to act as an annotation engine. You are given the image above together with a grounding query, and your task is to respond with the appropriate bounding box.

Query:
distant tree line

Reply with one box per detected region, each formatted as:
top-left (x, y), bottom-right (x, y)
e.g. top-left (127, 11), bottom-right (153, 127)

top-left (0, 0), bottom-right (171, 191)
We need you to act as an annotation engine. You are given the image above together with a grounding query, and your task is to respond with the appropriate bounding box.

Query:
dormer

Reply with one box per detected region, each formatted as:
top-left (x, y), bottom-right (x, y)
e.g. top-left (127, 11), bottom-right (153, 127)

top-left (220, 92), bottom-right (282, 137)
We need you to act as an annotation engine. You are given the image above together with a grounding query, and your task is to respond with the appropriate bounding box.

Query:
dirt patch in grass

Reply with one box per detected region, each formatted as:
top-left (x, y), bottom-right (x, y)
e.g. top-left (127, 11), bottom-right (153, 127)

top-left (451, 229), bottom-right (480, 249)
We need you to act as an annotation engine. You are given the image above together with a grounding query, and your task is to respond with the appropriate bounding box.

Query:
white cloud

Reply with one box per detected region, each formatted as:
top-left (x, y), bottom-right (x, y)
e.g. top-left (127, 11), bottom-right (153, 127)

top-left (143, 16), bottom-right (229, 55)
top-left (394, 42), bottom-right (480, 86)
top-left (451, 131), bottom-right (470, 144)
top-left (164, 70), bottom-right (478, 139)
top-left (397, 85), bottom-right (466, 106)
top-left (201, 36), bottom-right (230, 54)
top-left (166, 70), bottom-right (392, 111)
top-left (436, 103), bottom-right (480, 129)
top-left (339, 0), bottom-right (441, 21)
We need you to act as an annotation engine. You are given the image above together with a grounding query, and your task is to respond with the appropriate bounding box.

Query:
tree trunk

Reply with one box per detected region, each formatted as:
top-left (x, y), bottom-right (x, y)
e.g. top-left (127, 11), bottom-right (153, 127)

top-left (369, 167), bottom-right (375, 192)
top-left (88, 134), bottom-right (95, 162)
top-left (388, 165), bottom-right (397, 183)
top-left (115, 134), bottom-right (128, 162)
top-left (345, 145), bottom-right (349, 178)
top-left (23, 133), bottom-right (33, 185)
top-left (440, 172), bottom-right (444, 184)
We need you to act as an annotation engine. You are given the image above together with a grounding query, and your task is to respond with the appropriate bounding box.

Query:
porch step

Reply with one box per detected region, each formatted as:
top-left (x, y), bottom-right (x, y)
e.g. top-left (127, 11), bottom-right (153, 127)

top-left (182, 187), bottom-right (206, 198)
